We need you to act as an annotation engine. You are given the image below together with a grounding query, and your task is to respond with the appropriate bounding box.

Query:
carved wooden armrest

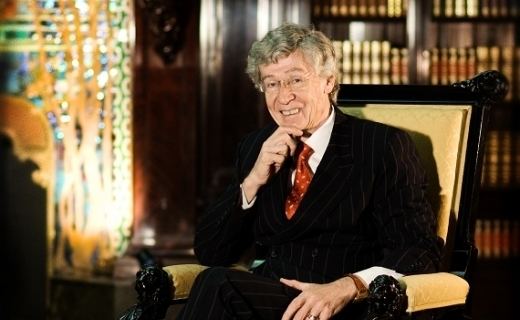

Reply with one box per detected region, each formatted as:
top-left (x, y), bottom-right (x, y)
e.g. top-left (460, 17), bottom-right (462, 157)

top-left (119, 265), bottom-right (174, 320)
top-left (366, 272), bottom-right (469, 319)
top-left (119, 263), bottom-right (246, 320)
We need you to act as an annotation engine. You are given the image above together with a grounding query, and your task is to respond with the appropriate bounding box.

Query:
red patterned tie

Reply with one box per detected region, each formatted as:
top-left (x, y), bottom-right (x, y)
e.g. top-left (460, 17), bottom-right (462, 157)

top-left (285, 143), bottom-right (314, 219)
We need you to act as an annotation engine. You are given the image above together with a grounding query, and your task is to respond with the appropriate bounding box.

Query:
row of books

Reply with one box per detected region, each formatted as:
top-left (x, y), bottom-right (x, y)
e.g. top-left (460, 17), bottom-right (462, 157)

top-left (433, 0), bottom-right (520, 18)
top-left (312, 0), bottom-right (408, 18)
top-left (423, 46), bottom-right (519, 101)
top-left (333, 40), bottom-right (409, 85)
top-left (481, 130), bottom-right (520, 188)
top-left (474, 218), bottom-right (520, 259)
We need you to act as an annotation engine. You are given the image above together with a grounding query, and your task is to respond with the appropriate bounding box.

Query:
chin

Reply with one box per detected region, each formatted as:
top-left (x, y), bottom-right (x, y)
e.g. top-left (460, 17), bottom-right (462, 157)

top-left (278, 115), bottom-right (302, 125)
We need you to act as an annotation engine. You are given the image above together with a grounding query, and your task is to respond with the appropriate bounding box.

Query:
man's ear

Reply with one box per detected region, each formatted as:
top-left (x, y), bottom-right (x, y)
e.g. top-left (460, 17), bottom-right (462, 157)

top-left (324, 75), bottom-right (335, 94)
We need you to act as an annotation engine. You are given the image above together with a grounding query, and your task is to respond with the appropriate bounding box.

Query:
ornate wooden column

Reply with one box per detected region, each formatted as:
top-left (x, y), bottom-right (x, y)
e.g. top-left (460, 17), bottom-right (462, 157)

top-left (131, 0), bottom-right (199, 256)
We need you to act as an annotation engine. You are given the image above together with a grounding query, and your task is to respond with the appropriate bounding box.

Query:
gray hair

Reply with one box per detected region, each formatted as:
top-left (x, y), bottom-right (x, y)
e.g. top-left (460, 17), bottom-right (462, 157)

top-left (246, 23), bottom-right (339, 102)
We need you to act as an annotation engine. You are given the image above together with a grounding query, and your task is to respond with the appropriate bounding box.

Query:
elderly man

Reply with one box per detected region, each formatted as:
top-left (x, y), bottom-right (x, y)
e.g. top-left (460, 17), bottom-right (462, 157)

top-left (177, 23), bottom-right (442, 320)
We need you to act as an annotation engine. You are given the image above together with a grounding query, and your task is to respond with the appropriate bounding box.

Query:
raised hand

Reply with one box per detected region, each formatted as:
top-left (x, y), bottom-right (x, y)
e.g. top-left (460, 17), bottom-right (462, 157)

top-left (242, 126), bottom-right (303, 202)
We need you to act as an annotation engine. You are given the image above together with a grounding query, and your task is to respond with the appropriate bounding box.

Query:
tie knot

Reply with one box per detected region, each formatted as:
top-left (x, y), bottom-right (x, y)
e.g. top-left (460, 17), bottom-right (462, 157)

top-left (297, 143), bottom-right (313, 161)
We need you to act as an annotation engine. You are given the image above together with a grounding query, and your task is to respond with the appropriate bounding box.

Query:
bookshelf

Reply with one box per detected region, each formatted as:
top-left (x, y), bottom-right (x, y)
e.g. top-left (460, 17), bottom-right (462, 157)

top-left (311, 0), bottom-right (518, 318)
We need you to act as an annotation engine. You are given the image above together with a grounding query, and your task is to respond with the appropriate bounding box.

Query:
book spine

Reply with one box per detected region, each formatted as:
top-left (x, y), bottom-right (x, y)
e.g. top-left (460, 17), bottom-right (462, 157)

top-left (482, 219), bottom-right (492, 259)
top-left (455, 0), bottom-right (466, 16)
top-left (448, 47), bottom-right (458, 84)
top-left (439, 47), bottom-right (450, 85)
top-left (333, 40), bottom-right (344, 82)
top-left (481, 0), bottom-right (490, 17)
top-left (371, 41), bottom-right (382, 84)
top-left (445, 0), bottom-right (454, 17)
top-left (390, 47), bottom-right (401, 84)
top-left (433, 0), bottom-right (441, 17)
top-left (467, 47), bottom-right (477, 78)
top-left (394, 0), bottom-right (403, 17)
top-left (381, 41), bottom-right (391, 84)
top-left (350, 0), bottom-right (359, 16)
top-left (359, 0), bottom-right (368, 16)
top-left (313, 0), bottom-right (322, 17)
top-left (499, 0), bottom-right (508, 16)
top-left (490, 0), bottom-right (499, 17)
top-left (489, 46), bottom-right (500, 72)
top-left (501, 46), bottom-right (513, 101)
top-left (362, 41), bottom-right (371, 83)
top-left (339, 0), bottom-right (349, 16)
top-left (501, 131), bottom-right (512, 187)
top-left (400, 48), bottom-right (409, 84)
top-left (467, 0), bottom-right (479, 16)
top-left (430, 48), bottom-right (440, 85)
top-left (367, 0), bottom-right (378, 16)
top-left (476, 46), bottom-right (489, 73)
top-left (378, 0), bottom-right (387, 17)
top-left (330, 0), bottom-right (340, 16)
top-left (387, 0), bottom-right (395, 17)
top-left (485, 130), bottom-right (500, 187)
top-left (342, 41), bottom-right (353, 84)
top-left (457, 47), bottom-right (468, 81)
top-left (352, 41), bottom-right (362, 84)
top-left (502, 220), bottom-right (511, 258)
top-left (492, 219), bottom-right (501, 258)
top-left (322, 0), bottom-right (331, 17)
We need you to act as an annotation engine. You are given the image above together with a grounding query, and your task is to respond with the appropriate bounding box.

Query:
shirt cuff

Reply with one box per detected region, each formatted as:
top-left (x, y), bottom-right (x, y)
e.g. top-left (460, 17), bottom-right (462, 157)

top-left (240, 184), bottom-right (256, 209)
top-left (354, 266), bottom-right (403, 287)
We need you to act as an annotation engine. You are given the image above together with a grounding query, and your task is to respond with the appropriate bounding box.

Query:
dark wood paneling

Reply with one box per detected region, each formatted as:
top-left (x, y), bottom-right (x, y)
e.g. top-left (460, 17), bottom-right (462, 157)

top-left (132, 0), bottom-right (199, 253)
top-left (198, 0), bottom-right (266, 210)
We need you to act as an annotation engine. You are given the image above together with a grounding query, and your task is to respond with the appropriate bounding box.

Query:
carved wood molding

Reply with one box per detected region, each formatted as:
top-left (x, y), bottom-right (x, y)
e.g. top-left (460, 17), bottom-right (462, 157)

top-left (138, 0), bottom-right (194, 64)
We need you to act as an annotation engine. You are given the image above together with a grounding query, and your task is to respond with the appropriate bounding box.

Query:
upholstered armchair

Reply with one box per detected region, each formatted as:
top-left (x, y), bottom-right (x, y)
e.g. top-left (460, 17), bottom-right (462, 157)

top-left (120, 70), bottom-right (507, 320)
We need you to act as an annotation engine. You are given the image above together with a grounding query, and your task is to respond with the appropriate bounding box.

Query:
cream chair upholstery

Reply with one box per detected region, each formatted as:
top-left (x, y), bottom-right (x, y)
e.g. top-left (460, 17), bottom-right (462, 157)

top-left (121, 71), bottom-right (507, 320)
top-left (339, 105), bottom-right (471, 313)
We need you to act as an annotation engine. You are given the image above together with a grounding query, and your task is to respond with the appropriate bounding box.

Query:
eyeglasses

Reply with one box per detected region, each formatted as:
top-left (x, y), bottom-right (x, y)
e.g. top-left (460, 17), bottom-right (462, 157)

top-left (259, 75), bottom-right (311, 94)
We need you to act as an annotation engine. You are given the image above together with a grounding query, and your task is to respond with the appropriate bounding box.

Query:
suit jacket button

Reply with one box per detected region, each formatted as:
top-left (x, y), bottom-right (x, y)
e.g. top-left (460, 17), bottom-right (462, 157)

top-left (311, 249), bottom-right (318, 257)
top-left (270, 250), bottom-right (278, 258)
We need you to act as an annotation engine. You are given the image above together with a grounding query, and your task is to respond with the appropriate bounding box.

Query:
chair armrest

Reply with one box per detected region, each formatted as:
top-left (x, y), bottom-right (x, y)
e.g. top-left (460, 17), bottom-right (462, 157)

top-left (400, 272), bottom-right (469, 313)
top-left (163, 264), bottom-right (209, 300)
top-left (366, 272), bottom-right (469, 319)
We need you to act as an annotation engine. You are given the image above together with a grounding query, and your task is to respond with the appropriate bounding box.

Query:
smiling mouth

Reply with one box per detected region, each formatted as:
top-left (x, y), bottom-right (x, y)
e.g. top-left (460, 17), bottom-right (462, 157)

top-left (281, 108), bottom-right (300, 116)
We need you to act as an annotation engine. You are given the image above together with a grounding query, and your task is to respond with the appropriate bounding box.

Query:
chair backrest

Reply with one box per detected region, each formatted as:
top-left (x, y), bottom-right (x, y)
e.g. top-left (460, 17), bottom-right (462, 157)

top-left (336, 71), bottom-right (507, 276)
top-left (338, 104), bottom-right (471, 247)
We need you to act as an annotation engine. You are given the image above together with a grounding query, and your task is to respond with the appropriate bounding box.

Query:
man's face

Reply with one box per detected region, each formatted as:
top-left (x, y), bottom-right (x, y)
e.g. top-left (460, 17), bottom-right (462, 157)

top-left (259, 50), bottom-right (334, 134)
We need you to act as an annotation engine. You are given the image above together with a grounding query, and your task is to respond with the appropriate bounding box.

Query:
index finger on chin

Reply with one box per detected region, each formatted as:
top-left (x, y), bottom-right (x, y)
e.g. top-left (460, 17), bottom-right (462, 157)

top-left (279, 126), bottom-right (304, 138)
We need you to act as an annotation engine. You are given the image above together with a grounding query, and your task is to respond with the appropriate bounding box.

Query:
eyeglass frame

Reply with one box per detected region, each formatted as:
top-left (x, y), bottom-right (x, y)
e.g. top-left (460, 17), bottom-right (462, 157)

top-left (258, 73), bottom-right (314, 94)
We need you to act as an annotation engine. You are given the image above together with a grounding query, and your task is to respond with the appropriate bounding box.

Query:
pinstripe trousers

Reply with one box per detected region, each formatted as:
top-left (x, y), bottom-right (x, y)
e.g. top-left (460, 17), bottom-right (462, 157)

top-left (176, 267), bottom-right (368, 320)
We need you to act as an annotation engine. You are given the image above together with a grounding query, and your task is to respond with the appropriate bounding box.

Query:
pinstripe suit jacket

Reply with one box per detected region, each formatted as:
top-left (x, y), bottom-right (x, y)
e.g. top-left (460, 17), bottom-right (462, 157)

top-left (195, 108), bottom-right (443, 284)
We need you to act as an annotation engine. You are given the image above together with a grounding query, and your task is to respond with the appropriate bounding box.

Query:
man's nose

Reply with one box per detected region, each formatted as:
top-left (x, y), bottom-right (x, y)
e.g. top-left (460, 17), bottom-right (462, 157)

top-left (276, 84), bottom-right (295, 103)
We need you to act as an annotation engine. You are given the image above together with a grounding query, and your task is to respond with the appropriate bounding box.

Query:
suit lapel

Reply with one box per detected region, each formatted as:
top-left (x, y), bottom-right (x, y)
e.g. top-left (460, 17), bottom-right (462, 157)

top-left (272, 110), bottom-right (358, 242)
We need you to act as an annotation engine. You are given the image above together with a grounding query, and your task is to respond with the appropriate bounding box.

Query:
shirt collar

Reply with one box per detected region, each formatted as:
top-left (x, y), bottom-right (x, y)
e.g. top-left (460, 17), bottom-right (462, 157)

top-left (302, 106), bottom-right (335, 172)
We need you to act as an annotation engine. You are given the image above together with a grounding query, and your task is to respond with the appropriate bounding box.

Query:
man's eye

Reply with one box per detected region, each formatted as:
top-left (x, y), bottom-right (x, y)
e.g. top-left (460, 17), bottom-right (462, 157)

top-left (290, 78), bottom-right (303, 85)
top-left (265, 81), bottom-right (278, 88)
